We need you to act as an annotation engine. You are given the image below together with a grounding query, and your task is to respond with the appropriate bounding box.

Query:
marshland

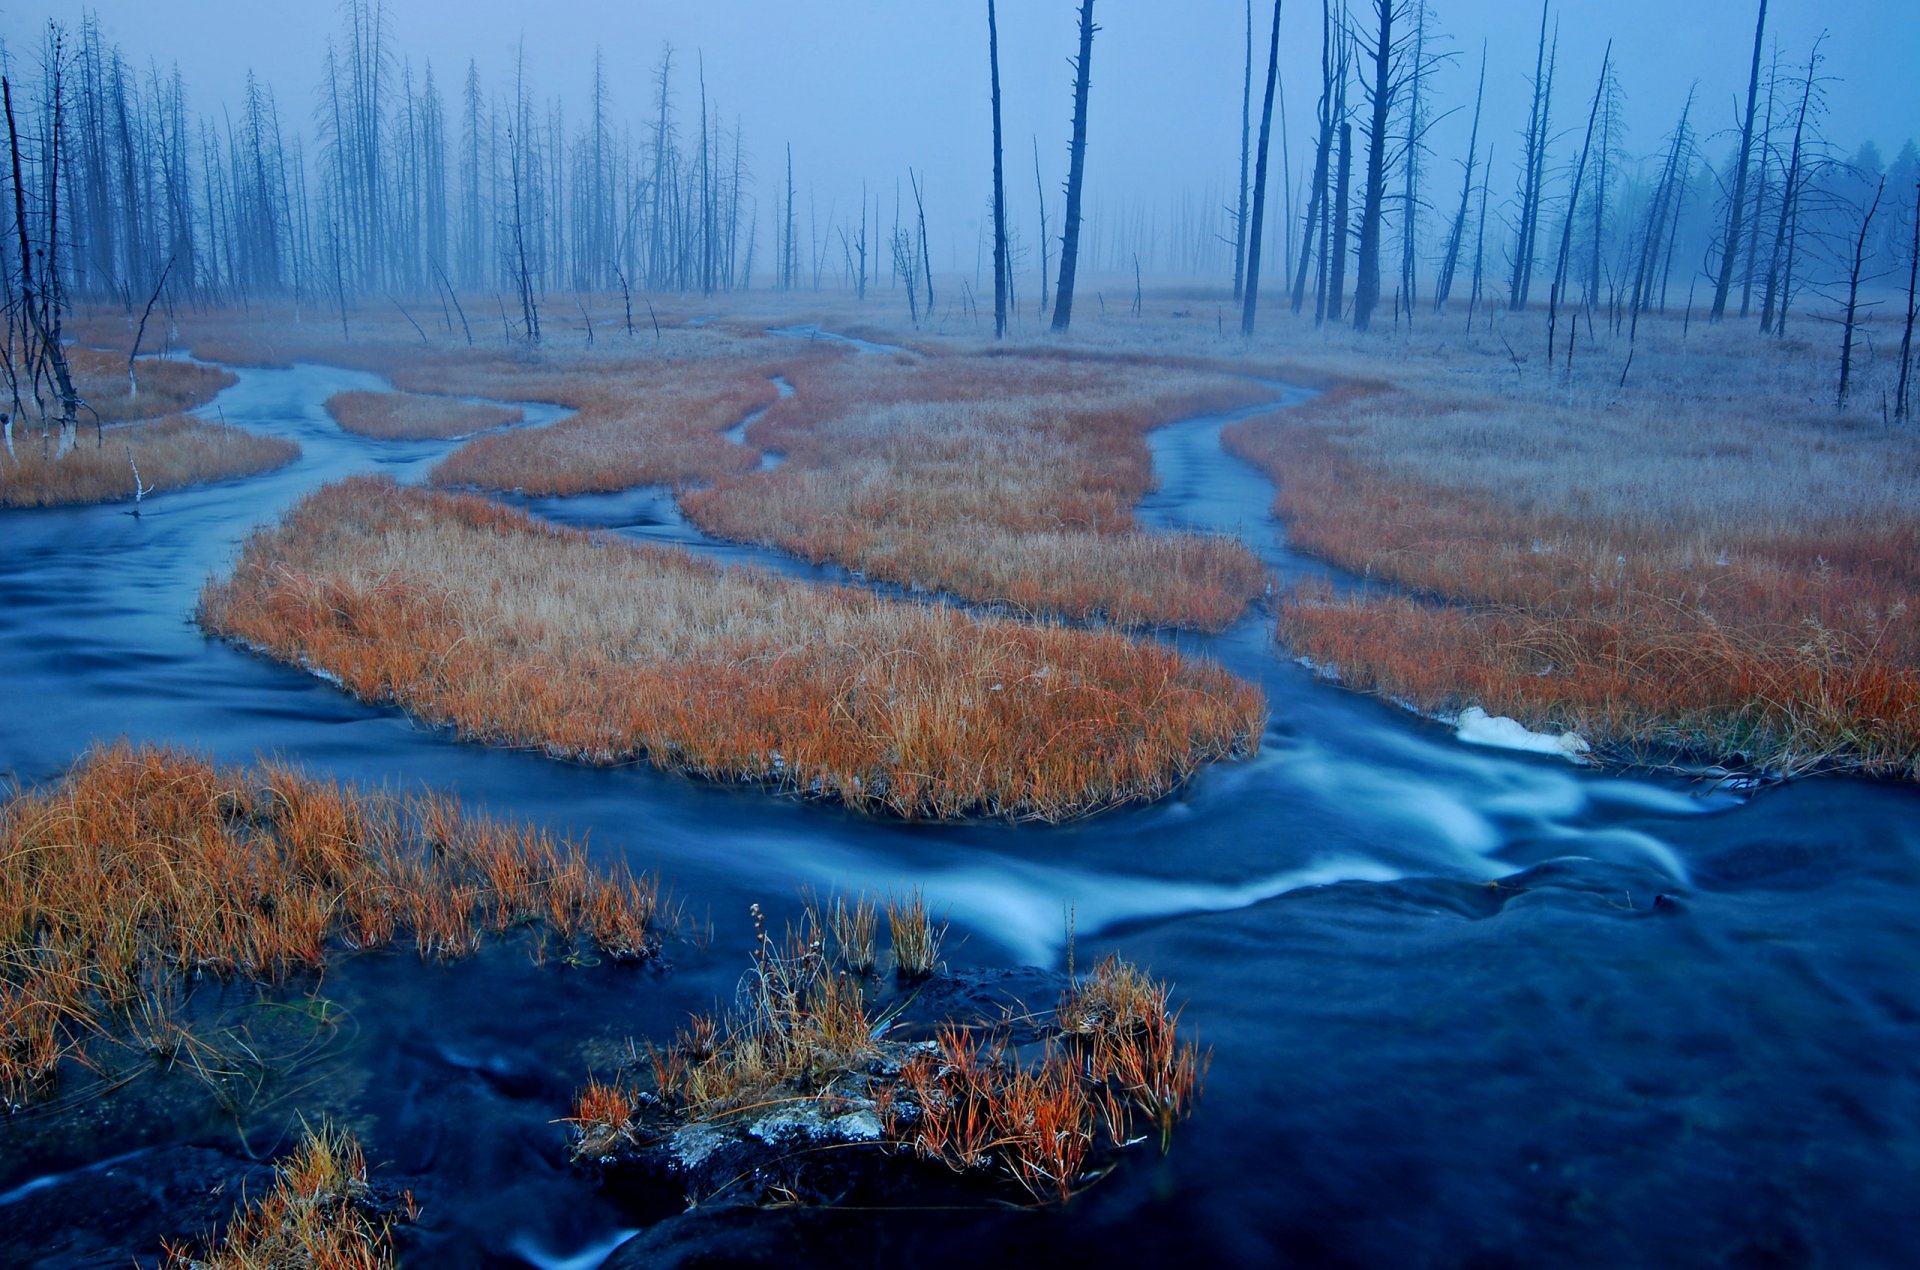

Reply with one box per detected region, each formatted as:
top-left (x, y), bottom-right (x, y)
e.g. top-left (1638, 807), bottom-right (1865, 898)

top-left (3, 2), bottom-right (1919, 1267)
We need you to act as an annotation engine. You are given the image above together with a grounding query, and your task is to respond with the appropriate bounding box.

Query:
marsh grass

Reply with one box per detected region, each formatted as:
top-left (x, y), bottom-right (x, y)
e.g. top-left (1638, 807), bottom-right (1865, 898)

top-left (1222, 339), bottom-right (1920, 776)
top-left (65, 345), bottom-right (238, 423)
top-left (570, 905), bottom-right (1204, 1206)
top-left (0, 416), bottom-right (297, 509)
top-left (324, 390), bottom-right (522, 440)
top-left (680, 351), bottom-right (1273, 629)
top-left (0, 742), bottom-right (670, 1108)
top-left (159, 1123), bottom-right (403, 1270)
top-left (200, 477), bottom-right (1264, 821)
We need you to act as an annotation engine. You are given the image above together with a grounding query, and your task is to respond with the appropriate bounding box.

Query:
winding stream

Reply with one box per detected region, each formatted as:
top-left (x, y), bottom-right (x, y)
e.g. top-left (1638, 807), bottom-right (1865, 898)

top-left (2, 354), bottom-right (1917, 1268)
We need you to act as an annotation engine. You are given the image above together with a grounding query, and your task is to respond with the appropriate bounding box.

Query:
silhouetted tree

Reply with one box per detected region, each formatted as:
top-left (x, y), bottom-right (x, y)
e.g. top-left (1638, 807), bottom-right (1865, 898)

top-left (1051, 0), bottom-right (1097, 333)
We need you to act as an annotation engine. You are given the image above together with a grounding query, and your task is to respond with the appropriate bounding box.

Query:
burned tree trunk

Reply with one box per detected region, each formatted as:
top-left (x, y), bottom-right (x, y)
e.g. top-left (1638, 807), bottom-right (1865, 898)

top-left (1240, 0), bottom-right (1284, 335)
top-left (1434, 42), bottom-right (1485, 312)
top-left (1709, 0), bottom-right (1768, 322)
top-left (1328, 122), bottom-right (1353, 323)
top-left (1050, 0), bottom-right (1097, 333)
top-left (1836, 177), bottom-right (1884, 409)
top-left (1350, 0), bottom-right (1395, 332)
top-left (1234, 0), bottom-right (1254, 302)
top-left (989, 0), bottom-right (1008, 338)
top-left (1547, 43), bottom-right (1610, 366)
top-left (1897, 180), bottom-right (1918, 421)
top-left (1290, 0), bottom-right (1335, 315)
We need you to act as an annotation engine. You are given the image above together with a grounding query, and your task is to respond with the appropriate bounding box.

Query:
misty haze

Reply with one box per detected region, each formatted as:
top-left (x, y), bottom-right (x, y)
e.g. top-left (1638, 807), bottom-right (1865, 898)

top-left (1, 1), bottom-right (1917, 1267)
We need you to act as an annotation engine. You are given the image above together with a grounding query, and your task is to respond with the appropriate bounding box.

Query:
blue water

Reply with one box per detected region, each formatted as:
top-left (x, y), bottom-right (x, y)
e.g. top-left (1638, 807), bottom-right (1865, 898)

top-left (1, 354), bottom-right (1916, 1268)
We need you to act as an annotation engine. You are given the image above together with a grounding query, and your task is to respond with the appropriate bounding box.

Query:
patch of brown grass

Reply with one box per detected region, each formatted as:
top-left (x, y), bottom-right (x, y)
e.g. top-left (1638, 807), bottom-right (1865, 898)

top-left (199, 477), bottom-right (1264, 821)
top-left (574, 914), bottom-right (1205, 1206)
top-left (159, 1123), bottom-right (404, 1270)
top-left (1225, 367), bottom-right (1920, 776)
top-left (680, 351), bottom-right (1273, 629)
top-left (65, 345), bottom-right (238, 423)
top-left (0, 416), bottom-right (298, 508)
top-left (0, 741), bottom-right (670, 1108)
top-left (324, 390), bottom-right (522, 440)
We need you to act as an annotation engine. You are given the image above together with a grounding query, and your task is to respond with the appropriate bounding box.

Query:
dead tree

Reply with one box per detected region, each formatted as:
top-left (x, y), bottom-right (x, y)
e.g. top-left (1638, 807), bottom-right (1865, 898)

top-left (1433, 42), bottom-right (1485, 312)
top-left (1709, 0), bottom-right (1768, 321)
top-left (1835, 177), bottom-right (1884, 409)
top-left (1032, 136), bottom-right (1051, 316)
top-left (1547, 43), bottom-right (1610, 366)
top-left (1897, 180), bottom-right (1918, 421)
top-left (1351, 0), bottom-right (1408, 332)
top-left (1051, 0), bottom-right (1097, 333)
top-left (989, 0), bottom-right (1008, 338)
top-left (1328, 120), bottom-right (1353, 323)
top-left (1233, 0), bottom-right (1254, 302)
top-left (1290, 0), bottom-right (1335, 315)
top-left (1240, 0), bottom-right (1284, 335)
top-left (1760, 36), bottom-right (1823, 337)
top-left (4, 71), bottom-right (82, 451)
top-left (1509, 0), bottom-right (1556, 311)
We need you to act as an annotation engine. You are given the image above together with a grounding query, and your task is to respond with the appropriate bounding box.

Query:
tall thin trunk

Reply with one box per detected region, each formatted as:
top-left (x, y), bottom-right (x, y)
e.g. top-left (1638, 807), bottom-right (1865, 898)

top-left (1032, 136), bottom-right (1051, 315)
top-left (1051, 0), bottom-right (1097, 332)
top-left (1233, 0), bottom-right (1253, 302)
top-left (1351, 0), bottom-right (1394, 331)
top-left (1328, 120), bottom-right (1353, 323)
top-left (1897, 180), bottom-right (1919, 421)
top-left (1548, 43), bottom-right (1609, 366)
top-left (1710, 0), bottom-right (1768, 321)
top-left (1241, 0), bottom-right (1284, 335)
top-left (1836, 177), bottom-right (1884, 409)
top-left (1290, 0), bottom-right (1334, 315)
top-left (1433, 42), bottom-right (1485, 311)
top-left (989, 0), bottom-right (1008, 338)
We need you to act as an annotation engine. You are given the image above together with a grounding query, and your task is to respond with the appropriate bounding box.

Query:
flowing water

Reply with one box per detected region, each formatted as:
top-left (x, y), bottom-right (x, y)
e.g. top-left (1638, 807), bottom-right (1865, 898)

top-left (2, 356), bottom-right (1916, 1268)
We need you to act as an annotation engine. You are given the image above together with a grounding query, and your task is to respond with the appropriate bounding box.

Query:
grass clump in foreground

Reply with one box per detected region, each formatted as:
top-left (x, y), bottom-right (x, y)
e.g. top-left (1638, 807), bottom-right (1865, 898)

top-left (0, 417), bottom-right (297, 509)
top-left (200, 477), bottom-right (1264, 821)
top-left (0, 741), bottom-right (671, 1109)
top-left (325, 389), bottom-right (523, 440)
top-left (566, 901), bottom-right (1205, 1206)
top-left (160, 1123), bottom-right (406, 1269)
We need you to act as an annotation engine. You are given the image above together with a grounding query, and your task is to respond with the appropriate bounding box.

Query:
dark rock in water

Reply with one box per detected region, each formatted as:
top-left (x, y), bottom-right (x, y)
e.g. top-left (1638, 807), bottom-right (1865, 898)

top-left (0, 1144), bottom-right (273, 1269)
top-left (1653, 893), bottom-right (1684, 914)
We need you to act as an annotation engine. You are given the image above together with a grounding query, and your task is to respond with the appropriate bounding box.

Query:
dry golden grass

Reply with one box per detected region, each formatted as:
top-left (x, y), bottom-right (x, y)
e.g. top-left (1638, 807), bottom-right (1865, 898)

top-left (681, 351), bottom-right (1273, 629)
top-left (0, 741), bottom-right (669, 1108)
top-left (160, 1123), bottom-right (402, 1270)
top-left (1217, 321), bottom-right (1920, 776)
top-left (62, 345), bottom-right (238, 423)
top-left (571, 904), bottom-right (1204, 1205)
top-left (0, 416), bottom-right (298, 509)
top-left (199, 477), bottom-right (1264, 821)
top-left (324, 390), bottom-right (522, 440)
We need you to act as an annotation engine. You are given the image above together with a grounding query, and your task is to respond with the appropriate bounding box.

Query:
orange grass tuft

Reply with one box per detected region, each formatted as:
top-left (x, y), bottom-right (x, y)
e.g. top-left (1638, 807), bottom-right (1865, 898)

top-left (324, 389), bottom-right (522, 440)
top-left (159, 1123), bottom-right (400, 1270)
top-left (0, 742), bottom-right (670, 1108)
top-left (0, 416), bottom-right (297, 508)
top-left (199, 477), bottom-right (1265, 821)
top-left (577, 912), bottom-right (1203, 1206)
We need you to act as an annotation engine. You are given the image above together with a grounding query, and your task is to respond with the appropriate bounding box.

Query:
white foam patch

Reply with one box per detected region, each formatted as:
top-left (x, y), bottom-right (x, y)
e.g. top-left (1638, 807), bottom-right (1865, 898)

top-left (1454, 707), bottom-right (1590, 763)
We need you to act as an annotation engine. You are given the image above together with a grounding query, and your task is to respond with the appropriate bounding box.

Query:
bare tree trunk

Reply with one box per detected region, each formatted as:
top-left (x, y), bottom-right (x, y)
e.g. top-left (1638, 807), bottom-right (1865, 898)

top-left (1548, 43), bottom-right (1610, 367)
top-left (1710, 0), bottom-right (1768, 322)
top-left (1051, 0), bottom-right (1098, 333)
top-left (1510, 0), bottom-right (1553, 311)
top-left (1434, 42), bottom-right (1485, 312)
top-left (1760, 36), bottom-right (1819, 336)
top-left (1328, 122), bottom-right (1353, 323)
top-left (989, 0), bottom-right (1008, 338)
top-left (1032, 136), bottom-right (1051, 316)
top-left (1351, 0), bottom-right (1394, 331)
top-left (1233, 0), bottom-right (1253, 302)
top-left (1898, 180), bottom-right (1919, 421)
top-left (1290, 0), bottom-right (1334, 315)
top-left (1240, 0), bottom-right (1284, 335)
top-left (1837, 177), bottom-right (1884, 409)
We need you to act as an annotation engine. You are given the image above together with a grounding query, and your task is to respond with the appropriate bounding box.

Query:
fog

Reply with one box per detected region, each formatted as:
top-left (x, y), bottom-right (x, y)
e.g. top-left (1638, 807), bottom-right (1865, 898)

top-left (4, 0), bottom-right (1915, 287)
